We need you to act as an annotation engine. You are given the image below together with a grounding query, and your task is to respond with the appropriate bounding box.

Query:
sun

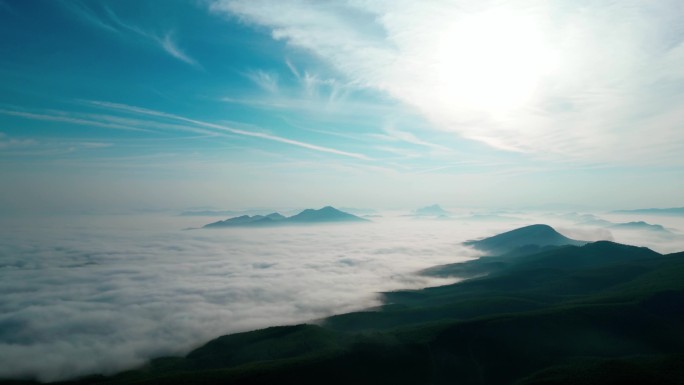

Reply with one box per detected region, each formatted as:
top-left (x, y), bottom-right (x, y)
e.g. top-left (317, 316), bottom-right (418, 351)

top-left (430, 8), bottom-right (558, 116)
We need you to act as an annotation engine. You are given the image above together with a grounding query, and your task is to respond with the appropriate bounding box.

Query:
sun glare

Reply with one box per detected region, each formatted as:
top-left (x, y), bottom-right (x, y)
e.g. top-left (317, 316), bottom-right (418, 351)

top-left (432, 9), bottom-right (558, 115)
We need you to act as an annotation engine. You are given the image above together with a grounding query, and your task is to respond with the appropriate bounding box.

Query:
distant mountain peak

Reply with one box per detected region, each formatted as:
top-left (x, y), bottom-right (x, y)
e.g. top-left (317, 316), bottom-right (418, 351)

top-left (414, 204), bottom-right (450, 216)
top-left (610, 221), bottom-right (669, 233)
top-left (508, 224), bottom-right (555, 233)
top-left (464, 224), bottom-right (586, 255)
top-left (611, 206), bottom-right (684, 216)
top-left (203, 206), bottom-right (367, 228)
top-left (287, 206), bottom-right (367, 223)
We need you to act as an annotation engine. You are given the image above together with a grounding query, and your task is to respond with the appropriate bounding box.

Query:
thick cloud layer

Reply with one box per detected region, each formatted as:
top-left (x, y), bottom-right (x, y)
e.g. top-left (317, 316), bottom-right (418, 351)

top-left (0, 214), bottom-right (482, 381)
top-left (1, 212), bottom-right (682, 381)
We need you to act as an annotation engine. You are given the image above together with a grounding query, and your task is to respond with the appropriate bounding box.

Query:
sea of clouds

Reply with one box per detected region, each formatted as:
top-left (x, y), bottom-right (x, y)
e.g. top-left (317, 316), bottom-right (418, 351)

top-left (1, 211), bottom-right (682, 381)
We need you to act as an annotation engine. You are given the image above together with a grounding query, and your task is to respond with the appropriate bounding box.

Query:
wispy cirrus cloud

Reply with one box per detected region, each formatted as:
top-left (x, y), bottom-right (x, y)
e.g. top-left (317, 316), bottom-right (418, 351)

top-left (0, 131), bottom-right (113, 157)
top-left (87, 101), bottom-right (373, 160)
top-left (209, 0), bottom-right (684, 166)
top-left (0, 108), bottom-right (155, 133)
top-left (377, 124), bottom-right (454, 153)
top-left (245, 69), bottom-right (279, 93)
top-left (0, 132), bottom-right (36, 149)
top-left (59, 1), bottom-right (201, 69)
top-left (160, 32), bottom-right (202, 69)
top-left (1, 102), bottom-right (372, 161)
top-left (283, 59), bottom-right (348, 102)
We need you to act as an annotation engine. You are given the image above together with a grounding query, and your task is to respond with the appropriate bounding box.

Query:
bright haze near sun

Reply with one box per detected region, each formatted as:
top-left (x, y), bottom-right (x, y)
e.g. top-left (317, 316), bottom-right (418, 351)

top-left (1, 0), bottom-right (683, 212)
top-left (426, 7), bottom-right (557, 114)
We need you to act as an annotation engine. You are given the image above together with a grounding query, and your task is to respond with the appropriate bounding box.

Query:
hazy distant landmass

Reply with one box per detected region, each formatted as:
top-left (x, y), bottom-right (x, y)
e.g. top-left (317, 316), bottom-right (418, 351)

top-left (181, 209), bottom-right (287, 217)
top-left (26, 224), bottom-right (684, 385)
top-left (463, 224), bottom-right (586, 255)
top-left (203, 206), bottom-right (368, 228)
top-left (203, 213), bottom-right (286, 227)
top-left (414, 204), bottom-right (450, 216)
top-left (560, 212), bottom-right (613, 226)
top-left (610, 221), bottom-right (671, 233)
top-left (611, 207), bottom-right (684, 216)
top-left (180, 210), bottom-right (239, 217)
top-left (559, 213), bottom-right (673, 234)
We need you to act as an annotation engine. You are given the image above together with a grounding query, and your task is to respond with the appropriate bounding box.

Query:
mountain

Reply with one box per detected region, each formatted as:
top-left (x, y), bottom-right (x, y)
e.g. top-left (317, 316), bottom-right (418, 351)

top-left (610, 221), bottom-right (671, 233)
top-left (560, 212), bottom-right (614, 226)
top-left (286, 206), bottom-right (367, 223)
top-left (28, 232), bottom-right (684, 385)
top-left (423, 239), bottom-right (659, 281)
top-left (611, 206), bottom-right (684, 216)
top-left (264, 212), bottom-right (286, 221)
top-left (203, 213), bottom-right (286, 228)
top-left (414, 204), bottom-right (450, 216)
top-left (463, 224), bottom-right (586, 255)
top-left (560, 213), bottom-right (671, 233)
top-left (203, 207), bottom-right (367, 228)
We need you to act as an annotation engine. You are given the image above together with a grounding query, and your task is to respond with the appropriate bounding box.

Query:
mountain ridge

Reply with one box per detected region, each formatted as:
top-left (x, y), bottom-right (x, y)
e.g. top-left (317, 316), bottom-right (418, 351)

top-left (611, 206), bottom-right (684, 216)
top-left (413, 204), bottom-right (450, 217)
top-left (203, 206), bottom-right (368, 228)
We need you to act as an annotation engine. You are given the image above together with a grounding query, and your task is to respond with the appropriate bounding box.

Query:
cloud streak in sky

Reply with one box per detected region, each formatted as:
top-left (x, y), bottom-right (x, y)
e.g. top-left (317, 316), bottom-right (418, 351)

top-left (0, 108), bottom-right (154, 133)
top-left (0, 102), bottom-right (372, 161)
top-left (88, 101), bottom-right (373, 160)
top-left (60, 1), bottom-right (201, 68)
top-left (246, 69), bottom-right (279, 93)
top-left (160, 32), bottom-right (202, 69)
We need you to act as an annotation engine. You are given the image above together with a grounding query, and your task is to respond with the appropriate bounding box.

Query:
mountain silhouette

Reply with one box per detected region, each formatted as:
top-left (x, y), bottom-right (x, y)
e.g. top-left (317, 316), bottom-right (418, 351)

top-left (203, 207), bottom-right (367, 228)
top-left (610, 221), bottom-right (670, 233)
top-left (286, 206), bottom-right (367, 223)
top-left (464, 224), bottom-right (586, 255)
top-left (203, 213), bottom-right (285, 228)
top-left (611, 206), bottom-right (684, 216)
top-left (414, 204), bottom-right (450, 216)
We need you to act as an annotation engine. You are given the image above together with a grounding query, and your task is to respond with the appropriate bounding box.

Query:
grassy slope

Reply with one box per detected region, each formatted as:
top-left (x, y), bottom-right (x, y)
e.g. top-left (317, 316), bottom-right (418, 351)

top-left (5, 247), bottom-right (684, 385)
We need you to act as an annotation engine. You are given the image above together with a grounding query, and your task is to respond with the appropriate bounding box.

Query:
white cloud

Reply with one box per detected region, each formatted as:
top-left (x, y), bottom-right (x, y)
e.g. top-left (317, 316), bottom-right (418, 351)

top-left (0, 130), bottom-right (112, 156)
top-left (285, 58), bottom-right (301, 79)
top-left (1, 103), bottom-right (373, 161)
top-left (88, 101), bottom-right (373, 160)
top-left (160, 33), bottom-right (203, 69)
top-left (379, 124), bottom-right (454, 154)
top-left (0, 133), bottom-right (37, 150)
top-left (0, 108), bottom-right (154, 133)
top-left (0, 214), bottom-right (489, 381)
top-left (246, 69), bottom-right (279, 93)
top-left (60, 2), bottom-right (201, 68)
top-left (209, 0), bottom-right (684, 166)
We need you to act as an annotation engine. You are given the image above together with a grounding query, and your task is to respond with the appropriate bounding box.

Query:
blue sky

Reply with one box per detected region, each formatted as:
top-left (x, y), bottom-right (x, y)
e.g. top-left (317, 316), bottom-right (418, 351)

top-left (1, 0), bottom-right (683, 213)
